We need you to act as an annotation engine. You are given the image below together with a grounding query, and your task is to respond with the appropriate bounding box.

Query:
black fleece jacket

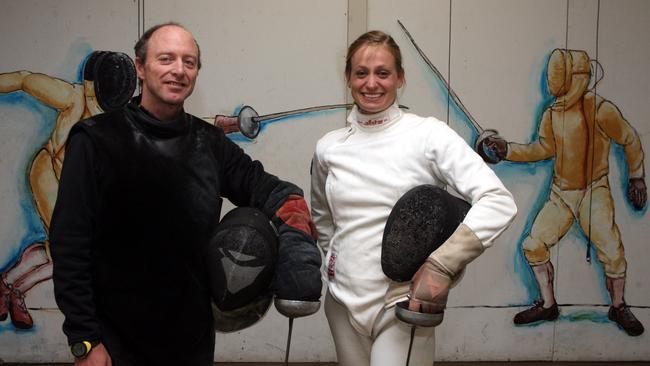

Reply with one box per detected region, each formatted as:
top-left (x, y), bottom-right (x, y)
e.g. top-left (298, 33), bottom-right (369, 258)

top-left (50, 101), bottom-right (290, 365)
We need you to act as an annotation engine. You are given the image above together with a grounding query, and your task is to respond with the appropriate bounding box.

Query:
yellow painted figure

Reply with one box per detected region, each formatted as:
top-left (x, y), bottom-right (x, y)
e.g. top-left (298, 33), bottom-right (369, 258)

top-left (0, 52), bottom-right (135, 329)
top-left (485, 49), bottom-right (646, 336)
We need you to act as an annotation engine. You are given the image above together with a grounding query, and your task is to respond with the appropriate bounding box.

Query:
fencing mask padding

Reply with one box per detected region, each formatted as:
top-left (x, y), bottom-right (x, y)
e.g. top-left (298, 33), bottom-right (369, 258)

top-left (381, 185), bottom-right (471, 282)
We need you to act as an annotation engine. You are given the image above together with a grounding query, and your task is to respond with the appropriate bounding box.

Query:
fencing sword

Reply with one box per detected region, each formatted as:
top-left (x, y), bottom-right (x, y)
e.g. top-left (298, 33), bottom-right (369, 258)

top-left (395, 300), bottom-right (443, 366)
top-left (274, 298), bottom-right (320, 365)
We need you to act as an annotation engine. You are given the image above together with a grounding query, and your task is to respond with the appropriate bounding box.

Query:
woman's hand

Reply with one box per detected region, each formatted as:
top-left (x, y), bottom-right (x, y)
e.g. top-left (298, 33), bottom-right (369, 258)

top-left (408, 258), bottom-right (451, 314)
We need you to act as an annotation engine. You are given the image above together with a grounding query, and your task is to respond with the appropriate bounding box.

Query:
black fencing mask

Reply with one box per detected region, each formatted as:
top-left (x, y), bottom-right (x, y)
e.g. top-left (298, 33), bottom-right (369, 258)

top-left (382, 185), bottom-right (471, 282)
top-left (84, 51), bottom-right (136, 112)
top-left (206, 207), bottom-right (278, 332)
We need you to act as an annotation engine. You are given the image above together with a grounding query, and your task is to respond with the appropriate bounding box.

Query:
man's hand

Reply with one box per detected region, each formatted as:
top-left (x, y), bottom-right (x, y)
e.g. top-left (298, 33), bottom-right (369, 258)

top-left (269, 192), bottom-right (322, 302)
top-left (628, 177), bottom-right (647, 209)
top-left (408, 258), bottom-right (451, 314)
top-left (75, 343), bottom-right (112, 366)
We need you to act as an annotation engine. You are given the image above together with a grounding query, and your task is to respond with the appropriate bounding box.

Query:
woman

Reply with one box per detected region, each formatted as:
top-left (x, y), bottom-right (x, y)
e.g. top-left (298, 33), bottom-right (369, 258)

top-left (311, 31), bottom-right (517, 365)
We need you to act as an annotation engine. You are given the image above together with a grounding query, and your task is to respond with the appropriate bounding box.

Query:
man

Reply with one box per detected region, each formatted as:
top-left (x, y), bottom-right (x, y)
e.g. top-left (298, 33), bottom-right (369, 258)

top-left (0, 51), bottom-right (135, 329)
top-left (50, 22), bottom-right (321, 365)
top-left (484, 49), bottom-right (645, 336)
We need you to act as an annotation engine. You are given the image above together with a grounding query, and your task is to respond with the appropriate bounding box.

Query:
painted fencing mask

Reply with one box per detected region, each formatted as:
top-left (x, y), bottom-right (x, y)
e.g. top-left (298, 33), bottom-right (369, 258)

top-left (83, 51), bottom-right (137, 112)
top-left (382, 185), bottom-right (471, 282)
top-left (206, 207), bottom-right (278, 332)
top-left (547, 48), bottom-right (591, 110)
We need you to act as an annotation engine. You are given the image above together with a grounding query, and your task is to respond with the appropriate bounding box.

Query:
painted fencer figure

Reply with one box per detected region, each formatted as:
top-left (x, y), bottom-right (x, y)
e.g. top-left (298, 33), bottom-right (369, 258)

top-left (484, 49), bottom-right (646, 336)
top-left (0, 51), bottom-right (135, 329)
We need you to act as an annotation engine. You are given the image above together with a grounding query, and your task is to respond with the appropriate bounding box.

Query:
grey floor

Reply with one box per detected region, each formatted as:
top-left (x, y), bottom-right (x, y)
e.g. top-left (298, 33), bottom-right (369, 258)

top-left (3, 363), bottom-right (650, 365)
top-left (198, 363), bottom-right (650, 366)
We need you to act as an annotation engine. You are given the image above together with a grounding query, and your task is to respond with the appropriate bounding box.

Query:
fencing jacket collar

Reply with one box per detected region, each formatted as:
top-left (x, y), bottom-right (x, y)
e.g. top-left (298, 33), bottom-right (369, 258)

top-left (347, 103), bottom-right (403, 133)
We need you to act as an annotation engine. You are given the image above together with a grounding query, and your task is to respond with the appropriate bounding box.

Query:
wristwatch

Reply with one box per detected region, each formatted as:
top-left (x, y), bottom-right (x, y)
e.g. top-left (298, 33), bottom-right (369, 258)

top-left (70, 340), bottom-right (99, 358)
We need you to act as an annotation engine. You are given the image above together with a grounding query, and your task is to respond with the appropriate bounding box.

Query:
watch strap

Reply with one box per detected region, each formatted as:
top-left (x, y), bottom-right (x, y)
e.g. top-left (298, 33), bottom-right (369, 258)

top-left (71, 339), bottom-right (99, 358)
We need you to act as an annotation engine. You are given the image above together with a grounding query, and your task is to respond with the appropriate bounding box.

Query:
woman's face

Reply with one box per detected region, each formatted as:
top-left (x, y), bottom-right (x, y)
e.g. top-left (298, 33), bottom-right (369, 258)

top-left (347, 44), bottom-right (404, 114)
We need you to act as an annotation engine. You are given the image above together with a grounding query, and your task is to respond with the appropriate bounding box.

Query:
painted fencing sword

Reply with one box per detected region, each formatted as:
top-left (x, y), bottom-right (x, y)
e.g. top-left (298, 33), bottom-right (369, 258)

top-left (213, 104), bottom-right (351, 139)
top-left (397, 19), bottom-right (501, 159)
top-left (207, 103), bottom-right (410, 139)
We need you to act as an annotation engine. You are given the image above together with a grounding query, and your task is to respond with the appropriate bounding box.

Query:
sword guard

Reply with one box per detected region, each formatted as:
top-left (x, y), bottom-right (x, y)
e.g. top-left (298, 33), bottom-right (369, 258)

top-left (238, 105), bottom-right (261, 139)
top-left (274, 298), bottom-right (321, 318)
top-left (395, 300), bottom-right (444, 327)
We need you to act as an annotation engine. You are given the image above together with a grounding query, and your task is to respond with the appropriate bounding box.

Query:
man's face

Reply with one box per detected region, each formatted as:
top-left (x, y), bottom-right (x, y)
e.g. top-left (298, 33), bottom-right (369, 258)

top-left (136, 25), bottom-right (199, 112)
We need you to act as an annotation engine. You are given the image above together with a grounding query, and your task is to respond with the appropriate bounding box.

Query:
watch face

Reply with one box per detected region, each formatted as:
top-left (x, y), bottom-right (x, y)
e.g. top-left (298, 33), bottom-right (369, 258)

top-left (71, 342), bottom-right (88, 358)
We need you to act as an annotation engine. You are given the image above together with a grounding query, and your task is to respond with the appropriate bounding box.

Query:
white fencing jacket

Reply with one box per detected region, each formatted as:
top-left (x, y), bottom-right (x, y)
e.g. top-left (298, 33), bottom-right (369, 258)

top-left (311, 104), bottom-right (516, 336)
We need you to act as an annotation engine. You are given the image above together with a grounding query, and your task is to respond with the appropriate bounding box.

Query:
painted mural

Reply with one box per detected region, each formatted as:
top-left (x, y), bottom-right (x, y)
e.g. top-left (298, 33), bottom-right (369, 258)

top-left (397, 16), bottom-right (647, 340)
top-left (485, 49), bottom-right (646, 337)
top-left (0, 51), bottom-right (136, 331)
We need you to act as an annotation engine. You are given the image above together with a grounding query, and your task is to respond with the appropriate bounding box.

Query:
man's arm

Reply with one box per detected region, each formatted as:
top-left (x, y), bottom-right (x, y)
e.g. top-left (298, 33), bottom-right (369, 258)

top-left (218, 133), bottom-right (322, 301)
top-left (0, 71), bottom-right (31, 92)
top-left (598, 100), bottom-right (646, 209)
top-left (0, 71), bottom-right (78, 111)
top-left (49, 130), bottom-right (103, 346)
top-left (506, 109), bottom-right (556, 162)
top-left (480, 110), bottom-right (556, 164)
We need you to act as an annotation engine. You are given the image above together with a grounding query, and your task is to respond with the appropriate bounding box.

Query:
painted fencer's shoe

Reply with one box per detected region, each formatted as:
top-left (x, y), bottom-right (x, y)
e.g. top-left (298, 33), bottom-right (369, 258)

top-left (513, 299), bottom-right (559, 324)
top-left (9, 287), bottom-right (33, 329)
top-left (0, 277), bottom-right (9, 321)
top-left (608, 303), bottom-right (644, 336)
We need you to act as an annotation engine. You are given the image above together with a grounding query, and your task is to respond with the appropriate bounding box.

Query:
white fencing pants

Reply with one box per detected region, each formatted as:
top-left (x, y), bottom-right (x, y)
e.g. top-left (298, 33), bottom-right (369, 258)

top-left (324, 291), bottom-right (435, 366)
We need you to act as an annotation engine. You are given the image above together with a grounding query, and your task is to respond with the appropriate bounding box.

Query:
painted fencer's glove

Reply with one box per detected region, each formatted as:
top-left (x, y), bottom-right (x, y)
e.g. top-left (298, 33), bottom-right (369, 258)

top-left (264, 183), bottom-right (322, 301)
top-left (475, 129), bottom-right (507, 164)
top-left (214, 114), bottom-right (240, 134)
top-left (409, 224), bottom-right (484, 313)
top-left (627, 177), bottom-right (647, 210)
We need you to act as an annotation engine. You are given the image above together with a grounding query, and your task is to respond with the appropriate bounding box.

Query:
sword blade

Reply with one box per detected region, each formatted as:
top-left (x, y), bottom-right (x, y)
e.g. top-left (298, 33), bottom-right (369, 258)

top-left (405, 325), bottom-right (416, 366)
top-left (284, 317), bottom-right (294, 366)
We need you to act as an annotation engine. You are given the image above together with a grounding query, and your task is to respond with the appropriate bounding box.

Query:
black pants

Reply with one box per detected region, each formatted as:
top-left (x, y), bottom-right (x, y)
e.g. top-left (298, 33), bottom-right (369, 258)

top-left (101, 319), bottom-right (215, 366)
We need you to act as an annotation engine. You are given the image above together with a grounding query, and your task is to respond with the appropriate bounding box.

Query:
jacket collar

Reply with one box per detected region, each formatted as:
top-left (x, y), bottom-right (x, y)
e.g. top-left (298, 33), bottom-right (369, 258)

top-left (347, 103), bottom-right (402, 132)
